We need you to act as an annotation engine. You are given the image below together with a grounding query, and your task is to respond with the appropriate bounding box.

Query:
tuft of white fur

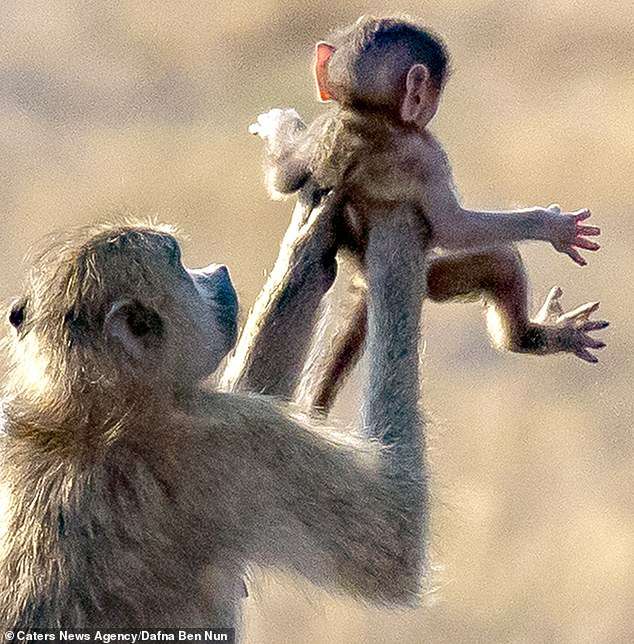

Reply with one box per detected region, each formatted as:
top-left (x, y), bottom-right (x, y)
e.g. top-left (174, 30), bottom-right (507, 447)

top-left (248, 108), bottom-right (301, 143)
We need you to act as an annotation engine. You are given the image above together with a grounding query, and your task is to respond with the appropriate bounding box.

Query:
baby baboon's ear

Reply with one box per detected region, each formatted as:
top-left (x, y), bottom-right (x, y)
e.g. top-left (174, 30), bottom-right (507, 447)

top-left (400, 64), bottom-right (432, 124)
top-left (104, 299), bottom-right (163, 361)
top-left (314, 41), bottom-right (337, 102)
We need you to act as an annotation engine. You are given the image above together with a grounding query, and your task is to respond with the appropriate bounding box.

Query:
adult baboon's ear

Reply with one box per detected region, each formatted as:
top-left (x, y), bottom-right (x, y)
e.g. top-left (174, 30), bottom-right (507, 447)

top-left (315, 41), bottom-right (337, 102)
top-left (400, 64), bottom-right (434, 124)
top-left (104, 299), bottom-right (163, 361)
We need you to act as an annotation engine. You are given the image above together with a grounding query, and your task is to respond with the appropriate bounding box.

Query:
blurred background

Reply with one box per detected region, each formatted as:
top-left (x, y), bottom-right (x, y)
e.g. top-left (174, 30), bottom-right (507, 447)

top-left (0, 1), bottom-right (632, 642)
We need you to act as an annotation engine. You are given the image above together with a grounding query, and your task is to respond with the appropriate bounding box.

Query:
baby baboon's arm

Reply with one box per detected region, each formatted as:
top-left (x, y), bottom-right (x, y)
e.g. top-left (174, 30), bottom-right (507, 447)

top-left (249, 109), bottom-right (328, 199)
top-left (250, 111), bottom-right (600, 266)
top-left (429, 196), bottom-right (600, 266)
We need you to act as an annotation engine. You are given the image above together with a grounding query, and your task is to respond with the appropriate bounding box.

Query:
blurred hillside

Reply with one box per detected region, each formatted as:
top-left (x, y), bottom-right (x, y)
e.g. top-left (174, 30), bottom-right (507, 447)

top-left (0, 1), bottom-right (632, 642)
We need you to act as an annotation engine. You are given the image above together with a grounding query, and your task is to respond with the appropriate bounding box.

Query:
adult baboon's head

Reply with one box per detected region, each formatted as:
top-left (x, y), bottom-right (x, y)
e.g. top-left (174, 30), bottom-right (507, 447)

top-left (6, 223), bottom-right (238, 403)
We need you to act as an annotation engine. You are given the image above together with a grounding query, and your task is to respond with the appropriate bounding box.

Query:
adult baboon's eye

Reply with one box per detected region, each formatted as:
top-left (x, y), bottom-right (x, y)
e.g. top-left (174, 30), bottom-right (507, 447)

top-left (9, 301), bottom-right (26, 328)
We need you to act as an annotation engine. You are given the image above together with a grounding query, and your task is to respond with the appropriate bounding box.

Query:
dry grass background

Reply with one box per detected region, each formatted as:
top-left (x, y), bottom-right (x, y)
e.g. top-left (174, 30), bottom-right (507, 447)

top-left (0, 1), bottom-right (632, 642)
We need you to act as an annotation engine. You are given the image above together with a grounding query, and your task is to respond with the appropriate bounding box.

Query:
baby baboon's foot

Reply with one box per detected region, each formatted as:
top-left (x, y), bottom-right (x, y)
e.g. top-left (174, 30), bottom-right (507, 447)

top-left (534, 286), bottom-right (609, 363)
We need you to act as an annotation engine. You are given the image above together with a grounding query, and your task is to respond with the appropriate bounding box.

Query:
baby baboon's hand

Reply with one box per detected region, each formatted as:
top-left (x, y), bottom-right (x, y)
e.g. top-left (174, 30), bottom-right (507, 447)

top-left (544, 204), bottom-right (600, 266)
top-left (533, 286), bottom-right (609, 363)
top-left (248, 108), bottom-right (305, 156)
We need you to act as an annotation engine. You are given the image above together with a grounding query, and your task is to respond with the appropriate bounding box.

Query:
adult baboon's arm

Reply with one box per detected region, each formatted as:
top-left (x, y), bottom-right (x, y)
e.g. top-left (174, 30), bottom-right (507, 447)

top-left (199, 206), bottom-right (429, 604)
top-left (220, 182), bottom-right (340, 397)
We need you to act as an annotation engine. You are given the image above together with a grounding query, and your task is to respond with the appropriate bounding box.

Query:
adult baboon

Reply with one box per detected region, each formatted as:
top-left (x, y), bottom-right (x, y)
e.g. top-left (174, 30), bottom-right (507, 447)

top-left (0, 195), bottom-right (428, 639)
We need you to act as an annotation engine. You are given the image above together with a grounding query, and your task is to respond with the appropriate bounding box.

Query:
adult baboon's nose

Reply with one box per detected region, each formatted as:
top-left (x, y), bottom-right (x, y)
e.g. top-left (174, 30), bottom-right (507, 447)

top-left (190, 264), bottom-right (237, 306)
top-left (208, 264), bottom-right (230, 281)
top-left (191, 264), bottom-right (230, 282)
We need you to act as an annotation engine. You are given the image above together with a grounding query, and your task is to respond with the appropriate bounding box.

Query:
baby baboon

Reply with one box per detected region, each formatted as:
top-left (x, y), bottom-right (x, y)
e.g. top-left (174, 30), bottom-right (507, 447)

top-left (0, 210), bottom-right (428, 639)
top-left (250, 15), bottom-right (607, 410)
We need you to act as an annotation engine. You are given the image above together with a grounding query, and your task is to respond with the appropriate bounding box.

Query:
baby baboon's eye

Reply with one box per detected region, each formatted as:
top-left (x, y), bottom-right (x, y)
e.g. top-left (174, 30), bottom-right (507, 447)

top-left (9, 301), bottom-right (26, 328)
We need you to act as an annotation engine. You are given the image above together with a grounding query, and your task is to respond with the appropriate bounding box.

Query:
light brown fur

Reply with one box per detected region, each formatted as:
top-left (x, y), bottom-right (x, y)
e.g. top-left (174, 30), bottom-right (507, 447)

top-left (0, 209), bottom-right (429, 639)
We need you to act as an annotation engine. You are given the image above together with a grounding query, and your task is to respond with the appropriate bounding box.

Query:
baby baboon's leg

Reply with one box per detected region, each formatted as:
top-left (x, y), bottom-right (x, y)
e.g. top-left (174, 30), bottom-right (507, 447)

top-left (295, 269), bottom-right (368, 414)
top-left (426, 246), bottom-right (531, 349)
top-left (299, 244), bottom-right (607, 415)
top-left (429, 247), bottom-right (608, 361)
top-left (298, 246), bottom-right (531, 416)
